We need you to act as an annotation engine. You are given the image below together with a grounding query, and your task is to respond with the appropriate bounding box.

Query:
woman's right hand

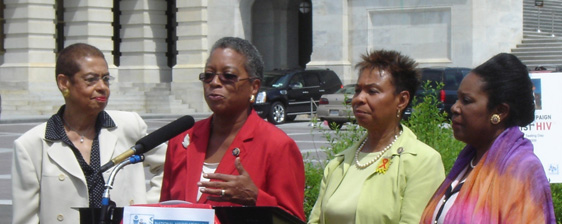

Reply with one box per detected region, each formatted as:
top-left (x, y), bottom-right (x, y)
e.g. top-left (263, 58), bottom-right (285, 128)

top-left (198, 157), bottom-right (259, 205)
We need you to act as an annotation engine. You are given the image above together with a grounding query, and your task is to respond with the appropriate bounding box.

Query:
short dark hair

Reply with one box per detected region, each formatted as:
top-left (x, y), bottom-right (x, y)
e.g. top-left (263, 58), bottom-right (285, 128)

top-left (208, 37), bottom-right (264, 80)
top-left (355, 49), bottom-right (420, 110)
top-left (55, 43), bottom-right (105, 79)
top-left (472, 53), bottom-right (535, 127)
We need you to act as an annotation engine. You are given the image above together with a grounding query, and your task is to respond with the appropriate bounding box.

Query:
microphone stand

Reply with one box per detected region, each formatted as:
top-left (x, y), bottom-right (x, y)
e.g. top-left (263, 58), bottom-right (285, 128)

top-left (99, 155), bottom-right (145, 224)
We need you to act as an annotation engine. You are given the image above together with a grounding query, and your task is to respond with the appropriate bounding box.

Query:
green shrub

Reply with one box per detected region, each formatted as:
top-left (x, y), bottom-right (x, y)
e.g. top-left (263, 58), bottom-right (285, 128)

top-left (552, 183), bottom-right (562, 224)
top-left (402, 81), bottom-right (464, 173)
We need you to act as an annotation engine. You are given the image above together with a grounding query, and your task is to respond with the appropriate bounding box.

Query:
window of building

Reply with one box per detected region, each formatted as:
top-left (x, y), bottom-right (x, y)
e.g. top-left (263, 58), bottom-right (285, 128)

top-left (166, 0), bottom-right (177, 68)
top-left (0, 0), bottom-right (5, 55)
top-left (55, 0), bottom-right (64, 54)
top-left (112, 0), bottom-right (121, 66)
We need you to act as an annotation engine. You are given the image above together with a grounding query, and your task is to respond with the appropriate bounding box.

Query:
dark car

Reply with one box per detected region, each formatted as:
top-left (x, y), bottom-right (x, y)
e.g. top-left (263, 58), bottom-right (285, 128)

top-left (253, 68), bottom-right (343, 124)
top-left (405, 67), bottom-right (471, 118)
top-left (316, 84), bottom-right (356, 129)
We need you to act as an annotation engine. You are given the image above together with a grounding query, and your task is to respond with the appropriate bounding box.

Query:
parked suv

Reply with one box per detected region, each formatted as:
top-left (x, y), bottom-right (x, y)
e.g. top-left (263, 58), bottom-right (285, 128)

top-left (405, 67), bottom-right (471, 119)
top-left (253, 68), bottom-right (343, 124)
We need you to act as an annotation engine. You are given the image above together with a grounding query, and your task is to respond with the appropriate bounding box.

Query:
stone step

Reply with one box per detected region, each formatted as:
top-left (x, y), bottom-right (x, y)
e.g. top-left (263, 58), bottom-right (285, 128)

top-left (109, 95), bottom-right (146, 101)
top-left (0, 82), bottom-right (194, 116)
top-left (516, 42), bottom-right (562, 47)
top-left (523, 27), bottom-right (562, 35)
top-left (512, 46), bottom-right (562, 52)
top-left (520, 35), bottom-right (562, 42)
top-left (512, 52), bottom-right (562, 58)
top-left (146, 102), bottom-right (194, 112)
top-left (523, 0), bottom-right (562, 8)
top-left (518, 58), bottom-right (562, 64)
top-left (523, 31), bottom-right (562, 38)
top-left (517, 0), bottom-right (562, 70)
top-left (514, 54), bottom-right (562, 60)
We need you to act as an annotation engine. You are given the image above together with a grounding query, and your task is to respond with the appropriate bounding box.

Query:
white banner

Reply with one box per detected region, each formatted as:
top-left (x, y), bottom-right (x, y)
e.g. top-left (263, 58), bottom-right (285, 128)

top-left (521, 72), bottom-right (562, 183)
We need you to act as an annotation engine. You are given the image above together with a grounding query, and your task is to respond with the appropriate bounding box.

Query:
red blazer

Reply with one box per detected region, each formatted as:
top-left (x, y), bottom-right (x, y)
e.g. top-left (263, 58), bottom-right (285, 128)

top-left (160, 110), bottom-right (306, 220)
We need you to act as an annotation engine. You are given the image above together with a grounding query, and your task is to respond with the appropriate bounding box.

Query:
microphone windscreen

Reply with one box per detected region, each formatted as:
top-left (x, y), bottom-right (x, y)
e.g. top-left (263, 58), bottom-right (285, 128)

top-left (135, 115), bottom-right (195, 154)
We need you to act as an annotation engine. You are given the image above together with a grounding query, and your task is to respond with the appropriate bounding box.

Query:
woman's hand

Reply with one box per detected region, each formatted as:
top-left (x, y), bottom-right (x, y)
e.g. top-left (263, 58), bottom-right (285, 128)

top-left (198, 157), bottom-right (259, 205)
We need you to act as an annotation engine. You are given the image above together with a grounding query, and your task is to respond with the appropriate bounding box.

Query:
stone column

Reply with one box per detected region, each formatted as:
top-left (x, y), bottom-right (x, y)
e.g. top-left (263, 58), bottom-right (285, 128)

top-left (471, 0), bottom-right (523, 65)
top-left (171, 0), bottom-right (209, 112)
top-left (0, 0), bottom-right (56, 91)
top-left (119, 0), bottom-right (170, 83)
top-left (308, 0), bottom-right (352, 84)
top-left (63, 0), bottom-right (117, 77)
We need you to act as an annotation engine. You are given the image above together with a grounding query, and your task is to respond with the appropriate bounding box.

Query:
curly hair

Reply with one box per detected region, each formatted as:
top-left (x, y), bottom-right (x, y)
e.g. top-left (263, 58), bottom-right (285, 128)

top-left (472, 53), bottom-right (535, 127)
top-left (355, 49), bottom-right (420, 110)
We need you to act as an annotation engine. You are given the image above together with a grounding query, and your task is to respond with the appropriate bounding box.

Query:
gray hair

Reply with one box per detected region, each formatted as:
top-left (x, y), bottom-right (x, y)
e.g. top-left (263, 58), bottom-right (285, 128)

top-left (208, 37), bottom-right (264, 80)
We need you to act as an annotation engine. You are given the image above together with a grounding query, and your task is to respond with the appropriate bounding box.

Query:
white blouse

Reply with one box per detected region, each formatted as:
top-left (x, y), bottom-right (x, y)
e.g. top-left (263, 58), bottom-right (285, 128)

top-left (197, 162), bottom-right (219, 200)
top-left (432, 166), bottom-right (469, 224)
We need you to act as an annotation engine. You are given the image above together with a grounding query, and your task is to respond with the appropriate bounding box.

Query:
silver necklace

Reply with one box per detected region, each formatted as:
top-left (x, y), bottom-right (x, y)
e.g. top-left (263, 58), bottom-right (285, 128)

top-left (63, 119), bottom-right (85, 143)
top-left (355, 130), bottom-right (403, 169)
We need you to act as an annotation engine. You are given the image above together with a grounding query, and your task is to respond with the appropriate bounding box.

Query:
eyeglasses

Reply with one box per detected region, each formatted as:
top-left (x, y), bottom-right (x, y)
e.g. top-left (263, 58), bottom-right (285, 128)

top-left (83, 75), bottom-right (115, 86)
top-left (199, 72), bottom-right (252, 84)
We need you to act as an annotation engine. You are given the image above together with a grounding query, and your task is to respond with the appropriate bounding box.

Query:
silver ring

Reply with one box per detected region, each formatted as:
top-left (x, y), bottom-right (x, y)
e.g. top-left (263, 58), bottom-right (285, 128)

top-left (221, 189), bottom-right (225, 197)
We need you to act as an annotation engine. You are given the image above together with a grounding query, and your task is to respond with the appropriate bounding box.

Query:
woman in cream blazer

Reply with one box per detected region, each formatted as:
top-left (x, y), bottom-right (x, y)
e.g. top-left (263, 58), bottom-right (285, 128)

top-left (11, 43), bottom-right (165, 224)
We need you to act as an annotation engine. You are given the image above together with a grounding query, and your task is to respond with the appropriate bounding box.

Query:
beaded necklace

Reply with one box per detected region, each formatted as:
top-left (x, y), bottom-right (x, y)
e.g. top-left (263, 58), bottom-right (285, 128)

top-left (355, 130), bottom-right (403, 169)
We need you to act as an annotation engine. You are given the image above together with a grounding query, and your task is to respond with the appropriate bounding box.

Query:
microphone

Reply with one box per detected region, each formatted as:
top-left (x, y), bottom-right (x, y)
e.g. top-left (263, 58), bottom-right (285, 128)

top-left (99, 115), bottom-right (195, 173)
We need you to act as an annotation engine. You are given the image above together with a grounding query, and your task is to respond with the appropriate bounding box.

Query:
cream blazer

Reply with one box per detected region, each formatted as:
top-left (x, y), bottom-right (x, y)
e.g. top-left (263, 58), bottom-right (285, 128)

top-left (11, 110), bottom-right (166, 224)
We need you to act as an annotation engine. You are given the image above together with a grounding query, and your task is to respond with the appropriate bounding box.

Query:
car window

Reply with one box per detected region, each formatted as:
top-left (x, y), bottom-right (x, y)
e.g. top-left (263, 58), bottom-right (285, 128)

top-left (421, 70), bottom-right (442, 89)
top-left (263, 73), bottom-right (289, 88)
top-left (460, 69), bottom-right (470, 76)
top-left (443, 70), bottom-right (463, 90)
top-left (335, 85), bottom-right (356, 94)
top-left (302, 72), bottom-right (320, 87)
top-left (320, 71), bottom-right (337, 84)
top-left (289, 74), bottom-right (305, 88)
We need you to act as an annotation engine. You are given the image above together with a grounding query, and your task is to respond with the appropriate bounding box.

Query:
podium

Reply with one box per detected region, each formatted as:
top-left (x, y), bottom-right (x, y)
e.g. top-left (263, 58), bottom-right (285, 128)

top-left (78, 207), bottom-right (123, 224)
top-left (213, 206), bottom-right (305, 224)
top-left (79, 205), bottom-right (305, 224)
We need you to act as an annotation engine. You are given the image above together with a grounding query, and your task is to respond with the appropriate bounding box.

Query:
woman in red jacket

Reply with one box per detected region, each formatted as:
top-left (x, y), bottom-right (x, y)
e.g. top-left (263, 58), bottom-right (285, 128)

top-left (159, 37), bottom-right (306, 221)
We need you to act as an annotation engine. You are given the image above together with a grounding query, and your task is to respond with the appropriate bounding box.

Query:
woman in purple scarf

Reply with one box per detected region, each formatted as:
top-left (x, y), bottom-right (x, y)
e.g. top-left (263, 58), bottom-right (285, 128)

top-left (421, 53), bottom-right (556, 223)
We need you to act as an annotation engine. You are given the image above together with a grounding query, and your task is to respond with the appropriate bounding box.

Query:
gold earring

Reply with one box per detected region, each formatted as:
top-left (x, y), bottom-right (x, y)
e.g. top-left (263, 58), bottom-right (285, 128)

top-left (491, 114), bottom-right (501, 124)
top-left (62, 89), bottom-right (69, 98)
top-left (397, 109), bottom-right (401, 118)
top-left (249, 95), bottom-right (255, 103)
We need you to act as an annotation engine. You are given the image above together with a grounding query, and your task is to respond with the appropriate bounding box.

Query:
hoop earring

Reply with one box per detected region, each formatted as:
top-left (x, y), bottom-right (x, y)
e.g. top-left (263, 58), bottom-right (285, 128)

top-left (491, 114), bottom-right (501, 125)
top-left (62, 89), bottom-right (69, 98)
top-left (249, 95), bottom-right (255, 103)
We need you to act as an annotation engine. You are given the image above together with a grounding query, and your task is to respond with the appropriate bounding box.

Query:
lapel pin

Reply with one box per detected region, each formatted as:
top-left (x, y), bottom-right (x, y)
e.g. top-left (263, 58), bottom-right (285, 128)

top-left (182, 134), bottom-right (190, 149)
top-left (232, 147), bottom-right (241, 157)
top-left (397, 147), bottom-right (404, 154)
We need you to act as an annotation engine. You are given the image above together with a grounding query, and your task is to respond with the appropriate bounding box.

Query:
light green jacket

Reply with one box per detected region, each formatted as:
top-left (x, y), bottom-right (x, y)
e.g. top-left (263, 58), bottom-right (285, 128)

top-left (308, 125), bottom-right (445, 224)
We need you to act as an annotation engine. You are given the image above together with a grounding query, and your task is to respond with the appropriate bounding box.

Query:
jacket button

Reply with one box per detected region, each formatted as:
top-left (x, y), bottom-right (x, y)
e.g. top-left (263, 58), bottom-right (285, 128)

top-left (58, 174), bottom-right (65, 181)
top-left (57, 214), bottom-right (64, 221)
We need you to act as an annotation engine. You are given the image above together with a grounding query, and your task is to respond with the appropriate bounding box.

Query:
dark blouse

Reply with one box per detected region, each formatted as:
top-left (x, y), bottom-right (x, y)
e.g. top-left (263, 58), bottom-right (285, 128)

top-left (44, 105), bottom-right (115, 207)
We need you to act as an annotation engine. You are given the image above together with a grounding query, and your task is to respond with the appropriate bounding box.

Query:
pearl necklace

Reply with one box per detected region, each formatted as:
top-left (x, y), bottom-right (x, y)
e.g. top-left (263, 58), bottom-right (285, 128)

top-left (355, 130), bottom-right (403, 169)
top-left (63, 119), bottom-right (85, 143)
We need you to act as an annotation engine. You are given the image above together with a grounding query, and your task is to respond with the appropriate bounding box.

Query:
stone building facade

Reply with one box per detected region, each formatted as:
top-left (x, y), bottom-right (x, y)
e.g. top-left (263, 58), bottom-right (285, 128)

top-left (0, 0), bottom-right (523, 116)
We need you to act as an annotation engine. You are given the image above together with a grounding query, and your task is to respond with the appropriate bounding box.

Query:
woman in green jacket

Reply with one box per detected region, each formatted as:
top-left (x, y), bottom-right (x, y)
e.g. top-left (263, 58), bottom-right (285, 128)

top-left (308, 50), bottom-right (445, 224)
